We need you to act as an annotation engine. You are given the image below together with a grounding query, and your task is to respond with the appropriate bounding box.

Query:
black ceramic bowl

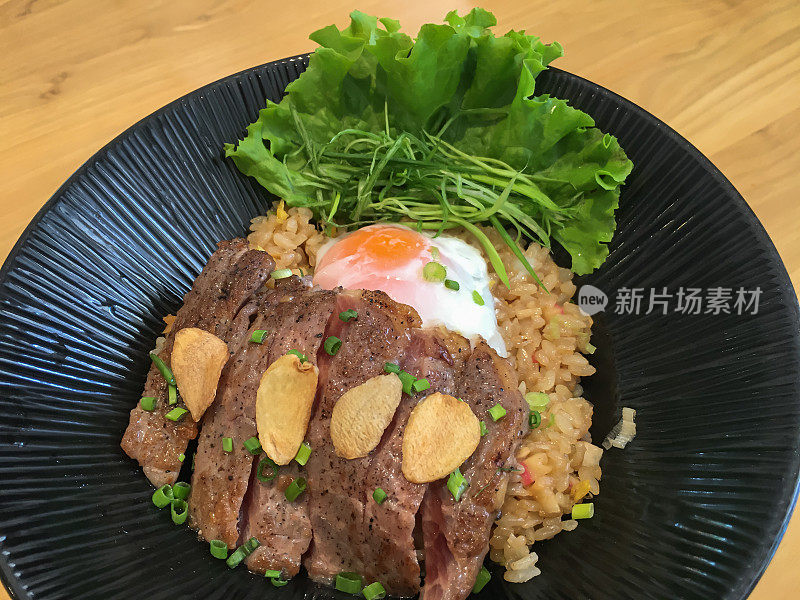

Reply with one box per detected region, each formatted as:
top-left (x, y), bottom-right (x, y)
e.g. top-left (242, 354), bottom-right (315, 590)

top-left (1, 55), bottom-right (798, 600)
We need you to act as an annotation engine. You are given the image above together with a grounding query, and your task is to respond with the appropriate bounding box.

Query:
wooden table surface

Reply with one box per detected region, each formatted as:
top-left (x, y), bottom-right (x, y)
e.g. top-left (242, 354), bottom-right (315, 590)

top-left (1, 0), bottom-right (798, 598)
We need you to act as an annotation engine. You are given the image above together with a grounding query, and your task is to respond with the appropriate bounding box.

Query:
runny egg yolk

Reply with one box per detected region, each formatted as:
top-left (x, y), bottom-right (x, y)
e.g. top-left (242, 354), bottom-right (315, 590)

top-left (313, 224), bottom-right (507, 356)
top-left (315, 225), bottom-right (430, 272)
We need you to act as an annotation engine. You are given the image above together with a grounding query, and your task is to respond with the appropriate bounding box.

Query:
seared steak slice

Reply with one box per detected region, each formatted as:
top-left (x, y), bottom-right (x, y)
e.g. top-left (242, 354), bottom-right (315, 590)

top-left (357, 328), bottom-right (471, 595)
top-left (189, 278), bottom-right (337, 557)
top-left (121, 240), bottom-right (274, 487)
top-left (304, 290), bottom-right (420, 585)
top-left (421, 340), bottom-right (527, 600)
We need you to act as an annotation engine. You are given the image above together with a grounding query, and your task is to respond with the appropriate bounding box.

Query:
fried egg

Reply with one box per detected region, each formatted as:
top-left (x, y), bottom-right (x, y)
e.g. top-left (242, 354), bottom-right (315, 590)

top-left (313, 224), bottom-right (506, 355)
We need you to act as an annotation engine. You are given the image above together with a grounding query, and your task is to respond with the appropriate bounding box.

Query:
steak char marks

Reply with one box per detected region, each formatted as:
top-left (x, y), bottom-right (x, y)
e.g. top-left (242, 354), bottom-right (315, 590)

top-left (121, 239), bottom-right (274, 487)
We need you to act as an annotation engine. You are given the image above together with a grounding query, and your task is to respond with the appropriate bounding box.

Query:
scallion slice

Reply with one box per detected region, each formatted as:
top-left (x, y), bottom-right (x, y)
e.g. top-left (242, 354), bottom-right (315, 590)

top-left (472, 565), bottom-right (491, 593)
top-left (243, 436), bottom-right (262, 455)
top-left (168, 384), bottom-right (178, 405)
top-left (226, 547), bottom-right (247, 569)
top-left (165, 407), bottom-right (188, 422)
top-left (271, 577), bottom-right (289, 587)
top-left (383, 362), bottom-right (400, 374)
top-left (264, 569), bottom-right (282, 579)
top-left (472, 290), bottom-right (485, 306)
top-left (324, 336), bottom-right (342, 356)
top-left (422, 261), bottom-right (447, 282)
top-left (412, 378), bottom-right (430, 393)
top-left (479, 421), bottom-right (488, 437)
top-left (257, 456), bottom-right (279, 482)
top-left (294, 442), bottom-right (312, 466)
top-left (529, 410), bottom-right (541, 428)
top-left (140, 396), bottom-right (156, 411)
top-left (243, 536), bottom-right (261, 554)
top-left (285, 477), bottom-right (307, 502)
top-left (271, 268), bottom-right (293, 280)
top-left (447, 468), bottom-right (469, 502)
top-left (363, 581), bottom-right (387, 600)
top-left (372, 488), bottom-right (387, 504)
top-left (151, 484), bottom-right (174, 508)
top-left (335, 572), bottom-right (363, 594)
top-left (173, 481), bottom-right (191, 500)
top-left (572, 502), bottom-right (595, 520)
top-left (488, 404), bottom-right (506, 422)
top-left (397, 371), bottom-right (415, 395)
top-left (150, 353), bottom-right (176, 386)
top-left (444, 279), bottom-right (460, 291)
top-left (222, 437), bottom-right (233, 453)
top-left (251, 329), bottom-right (268, 344)
top-left (339, 309), bottom-right (358, 322)
top-left (524, 392), bottom-right (550, 411)
top-left (170, 499), bottom-right (188, 525)
top-left (178, 453), bottom-right (185, 463)
top-left (287, 349), bottom-right (307, 363)
top-left (209, 539), bottom-right (228, 559)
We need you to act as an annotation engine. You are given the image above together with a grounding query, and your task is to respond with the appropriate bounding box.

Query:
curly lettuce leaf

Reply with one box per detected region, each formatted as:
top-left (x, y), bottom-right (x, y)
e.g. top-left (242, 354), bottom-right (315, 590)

top-left (225, 8), bottom-right (633, 274)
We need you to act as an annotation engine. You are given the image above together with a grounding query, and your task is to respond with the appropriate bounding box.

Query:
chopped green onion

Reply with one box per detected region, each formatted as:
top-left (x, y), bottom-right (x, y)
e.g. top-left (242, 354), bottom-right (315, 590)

top-left (585, 342), bottom-right (596, 354)
top-left (168, 384), bottom-right (178, 405)
top-left (149, 353), bottom-right (176, 386)
top-left (547, 413), bottom-right (555, 428)
top-left (222, 437), bottom-right (233, 453)
top-left (287, 349), bottom-right (307, 363)
top-left (362, 581), bottom-right (386, 600)
top-left (384, 362), bottom-right (400, 374)
top-left (257, 456), bottom-right (279, 482)
top-left (430, 247), bottom-right (440, 260)
top-left (339, 309), bottom-right (358, 322)
top-left (285, 477), bottom-right (307, 502)
top-left (165, 407), bottom-right (188, 422)
top-left (226, 547), bottom-right (247, 569)
top-left (264, 569), bottom-right (282, 579)
top-left (140, 396), bottom-right (156, 411)
top-left (151, 484), bottom-right (174, 508)
top-left (243, 536), bottom-right (261, 554)
top-left (178, 453), bottom-right (185, 463)
top-left (480, 421), bottom-right (488, 437)
top-left (529, 410), bottom-right (541, 428)
top-left (398, 371), bottom-right (415, 395)
top-left (447, 468), bottom-right (469, 502)
top-left (444, 279), bottom-right (460, 291)
top-left (271, 268), bottom-right (293, 280)
top-left (422, 261), bottom-right (447, 282)
top-left (488, 404), bottom-right (506, 422)
top-left (412, 378), bottom-right (430, 393)
top-left (173, 481), bottom-right (191, 500)
top-left (191, 454), bottom-right (195, 471)
top-left (209, 540), bottom-right (228, 559)
top-left (294, 442), bottom-right (312, 466)
top-left (324, 336), bottom-right (342, 356)
top-left (524, 392), bottom-right (550, 411)
top-left (472, 291), bottom-right (485, 306)
top-left (271, 577), bottom-right (289, 587)
top-left (372, 488), bottom-right (387, 504)
top-left (243, 436), bottom-right (262, 455)
top-left (572, 502), bottom-right (595, 520)
top-left (170, 499), bottom-right (188, 525)
top-left (472, 565), bottom-right (491, 593)
top-left (251, 329), bottom-right (268, 343)
top-left (335, 572), bottom-right (363, 594)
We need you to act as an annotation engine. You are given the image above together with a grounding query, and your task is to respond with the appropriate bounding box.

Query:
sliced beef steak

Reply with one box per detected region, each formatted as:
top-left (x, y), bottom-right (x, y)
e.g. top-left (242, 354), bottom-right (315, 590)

top-left (121, 239), bottom-right (274, 487)
top-left (357, 328), bottom-right (471, 596)
top-left (304, 290), bottom-right (420, 586)
top-left (189, 278), bottom-right (337, 562)
top-left (421, 340), bottom-right (527, 600)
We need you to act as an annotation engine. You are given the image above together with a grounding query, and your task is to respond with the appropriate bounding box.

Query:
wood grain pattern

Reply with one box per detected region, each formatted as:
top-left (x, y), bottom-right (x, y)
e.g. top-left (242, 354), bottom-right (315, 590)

top-left (1, 1), bottom-right (798, 598)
